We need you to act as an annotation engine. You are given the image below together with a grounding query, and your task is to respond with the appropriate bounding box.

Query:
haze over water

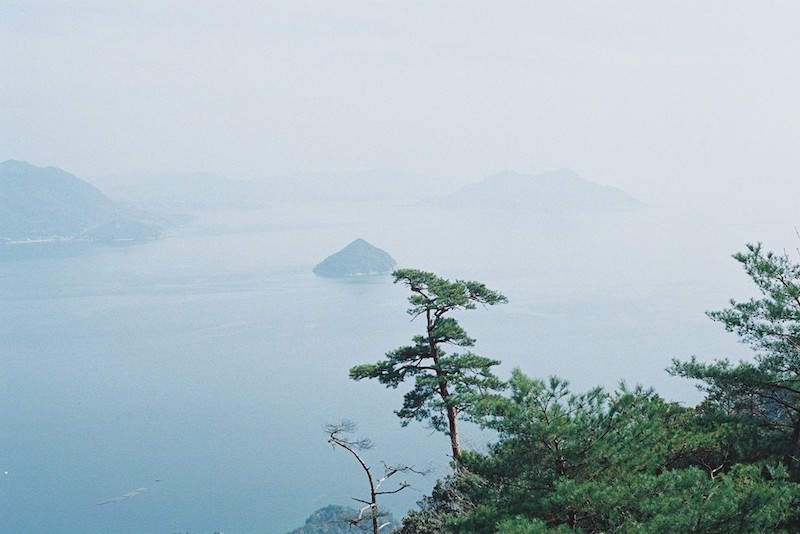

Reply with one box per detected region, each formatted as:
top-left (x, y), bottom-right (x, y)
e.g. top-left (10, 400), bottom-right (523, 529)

top-left (3, 2), bottom-right (800, 532)
top-left (2, 199), bottom-right (795, 533)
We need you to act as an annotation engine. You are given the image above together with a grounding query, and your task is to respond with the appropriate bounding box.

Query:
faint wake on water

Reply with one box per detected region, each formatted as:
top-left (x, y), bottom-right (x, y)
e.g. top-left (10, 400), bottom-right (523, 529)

top-left (95, 487), bottom-right (148, 507)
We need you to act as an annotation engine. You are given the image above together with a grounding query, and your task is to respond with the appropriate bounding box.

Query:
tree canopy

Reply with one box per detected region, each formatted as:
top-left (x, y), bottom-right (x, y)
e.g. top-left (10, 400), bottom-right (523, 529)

top-left (393, 243), bottom-right (800, 532)
top-left (325, 243), bottom-right (800, 532)
top-left (350, 269), bottom-right (507, 460)
top-left (672, 243), bottom-right (800, 480)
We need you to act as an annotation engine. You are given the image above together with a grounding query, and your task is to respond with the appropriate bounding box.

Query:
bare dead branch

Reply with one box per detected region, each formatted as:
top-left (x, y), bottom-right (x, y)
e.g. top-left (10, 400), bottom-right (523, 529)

top-left (325, 421), bottom-right (422, 534)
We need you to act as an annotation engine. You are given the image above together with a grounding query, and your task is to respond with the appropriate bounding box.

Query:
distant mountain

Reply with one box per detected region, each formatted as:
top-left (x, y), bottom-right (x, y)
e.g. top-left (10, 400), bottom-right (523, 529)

top-left (0, 160), bottom-right (162, 243)
top-left (109, 168), bottom-right (442, 209)
top-left (112, 172), bottom-right (268, 210)
top-left (313, 238), bottom-right (397, 278)
top-left (432, 169), bottom-right (643, 212)
top-left (266, 169), bottom-right (445, 204)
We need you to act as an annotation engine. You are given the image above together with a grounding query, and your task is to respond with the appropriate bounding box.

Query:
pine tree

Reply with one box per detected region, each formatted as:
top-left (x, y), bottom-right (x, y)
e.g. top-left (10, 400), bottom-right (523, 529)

top-left (672, 243), bottom-right (800, 478)
top-left (350, 269), bottom-right (506, 460)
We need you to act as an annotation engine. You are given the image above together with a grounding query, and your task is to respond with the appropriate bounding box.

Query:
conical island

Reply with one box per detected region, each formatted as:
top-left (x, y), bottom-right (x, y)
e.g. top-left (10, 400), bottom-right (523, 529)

top-left (313, 238), bottom-right (396, 278)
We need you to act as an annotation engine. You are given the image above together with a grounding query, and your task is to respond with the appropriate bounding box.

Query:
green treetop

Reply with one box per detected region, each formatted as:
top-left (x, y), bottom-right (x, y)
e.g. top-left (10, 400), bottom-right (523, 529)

top-left (350, 269), bottom-right (507, 461)
top-left (672, 243), bottom-right (800, 479)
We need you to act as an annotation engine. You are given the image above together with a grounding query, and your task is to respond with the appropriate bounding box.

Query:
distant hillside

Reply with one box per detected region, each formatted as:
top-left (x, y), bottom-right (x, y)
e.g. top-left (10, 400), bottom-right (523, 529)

top-left (259, 168), bottom-right (455, 205)
top-left (432, 169), bottom-right (643, 212)
top-left (109, 168), bottom-right (442, 209)
top-left (0, 160), bottom-right (162, 243)
top-left (313, 238), bottom-right (397, 278)
top-left (113, 172), bottom-right (268, 210)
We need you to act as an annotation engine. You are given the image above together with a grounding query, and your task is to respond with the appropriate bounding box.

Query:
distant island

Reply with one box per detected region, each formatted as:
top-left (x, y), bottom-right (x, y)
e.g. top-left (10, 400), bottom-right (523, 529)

top-left (0, 160), bottom-right (164, 244)
top-left (430, 168), bottom-right (643, 213)
top-left (313, 238), bottom-right (396, 278)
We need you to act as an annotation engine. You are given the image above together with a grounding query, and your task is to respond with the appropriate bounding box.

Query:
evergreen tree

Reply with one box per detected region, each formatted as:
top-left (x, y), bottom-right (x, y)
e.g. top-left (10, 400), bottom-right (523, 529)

top-left (395, 242), bottom-right (800, 533)
top-left (350, 269), bottom-right (507, 460)
top-left (399, 368), bottom-right (800, 533)
top-left (458, 370), bottom-right (676, 532)
top-left (672, 243), bottom-right (800, 478)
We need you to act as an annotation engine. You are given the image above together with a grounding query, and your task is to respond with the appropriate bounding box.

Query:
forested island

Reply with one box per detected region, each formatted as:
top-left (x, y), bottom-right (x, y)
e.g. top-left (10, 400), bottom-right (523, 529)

top-left (289, 242), bottom-right (800, 534)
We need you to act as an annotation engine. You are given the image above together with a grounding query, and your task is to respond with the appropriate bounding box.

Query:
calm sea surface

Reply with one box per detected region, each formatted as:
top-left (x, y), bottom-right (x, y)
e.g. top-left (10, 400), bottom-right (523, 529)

top-left (0, 203), bottom-right (782, 532)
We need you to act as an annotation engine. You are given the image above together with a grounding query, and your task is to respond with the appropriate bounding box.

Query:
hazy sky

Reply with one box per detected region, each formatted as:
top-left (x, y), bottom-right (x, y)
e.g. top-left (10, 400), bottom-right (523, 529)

top-left (2, 1), bottom-right (799, 209)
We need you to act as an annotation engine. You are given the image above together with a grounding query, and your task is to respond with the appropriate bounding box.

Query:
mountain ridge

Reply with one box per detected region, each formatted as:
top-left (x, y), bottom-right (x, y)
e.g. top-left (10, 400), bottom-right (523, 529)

top-left (0, 160), bottom-right (163, 243)
top-left (431, 168), bottom-right (643, 212)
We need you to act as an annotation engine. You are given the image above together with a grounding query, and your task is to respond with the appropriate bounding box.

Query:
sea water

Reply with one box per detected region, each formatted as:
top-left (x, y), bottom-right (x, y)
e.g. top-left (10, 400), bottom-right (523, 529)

top-left (0, 202), bottom-right (777, 533)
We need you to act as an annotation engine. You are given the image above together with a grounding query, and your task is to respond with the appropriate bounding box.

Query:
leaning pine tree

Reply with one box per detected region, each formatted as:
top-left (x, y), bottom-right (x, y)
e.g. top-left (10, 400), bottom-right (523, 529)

top-left (350, 269), bottom-right (507, 461)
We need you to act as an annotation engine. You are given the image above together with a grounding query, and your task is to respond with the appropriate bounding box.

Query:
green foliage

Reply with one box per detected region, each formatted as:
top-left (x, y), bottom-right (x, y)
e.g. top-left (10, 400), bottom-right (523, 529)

top-left (456, 371), bottom-right (678, 531)
top-left (618, 464), bottom-right (800, 533)
top-left (399, 366), bottom-right (800, 532)
top-left (350, 269), bottom-right (506, 459)
top-left (495, 517), bottom-right (573, 534)
top-left (392, 241), bottom-right (800, 532)
top-left (672, 243), bottom-right (800, 479)
top-left (396, 470), bottom-right (489, 534)
top-left (710, 243), bottom-right (800, 359)
top-left (286, 504), bottom-right (398, 534)
top-left (395, 268), bottom-right (507, 320)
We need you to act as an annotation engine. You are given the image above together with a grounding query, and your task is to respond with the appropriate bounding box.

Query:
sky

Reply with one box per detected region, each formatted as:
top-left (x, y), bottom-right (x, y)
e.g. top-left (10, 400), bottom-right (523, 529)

top-left (2, 1), bottom-right (800, 210)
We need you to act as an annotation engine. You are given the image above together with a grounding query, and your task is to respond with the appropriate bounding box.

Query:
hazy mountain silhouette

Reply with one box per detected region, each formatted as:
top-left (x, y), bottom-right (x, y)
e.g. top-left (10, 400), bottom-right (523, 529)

top-left (109, 168), bottom-right (442, 209)
top-left (113, 172), bottom-right (268, 210)
top-left (267, 169), bottom-right (441, 204)
top-left (313, 238), bottom-right (397, 277)
top-left (432, 169), bottom-right (643, 212)
top-left (0, 160), bottom-right (162, 242)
